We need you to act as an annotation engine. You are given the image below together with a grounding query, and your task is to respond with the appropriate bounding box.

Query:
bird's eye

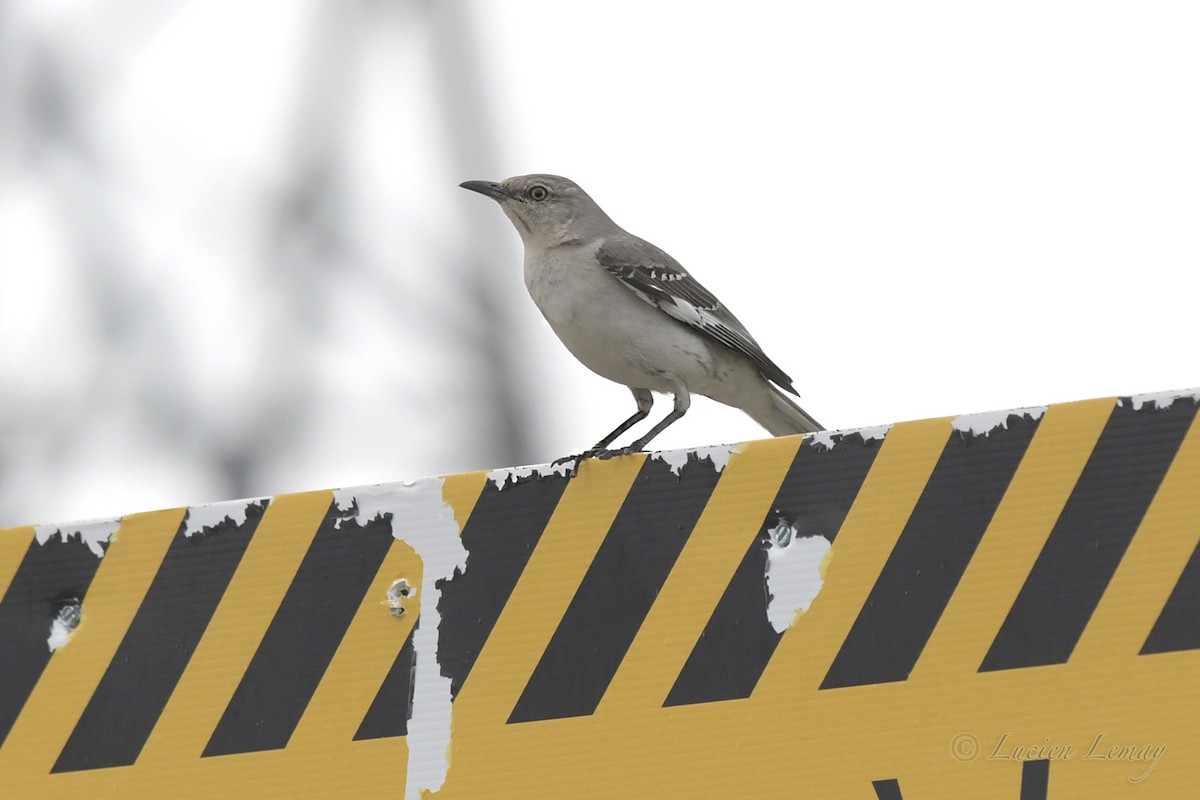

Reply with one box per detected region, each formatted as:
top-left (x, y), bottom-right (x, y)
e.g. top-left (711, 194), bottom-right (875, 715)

top-left (528, 185), bottom-right (549, 201)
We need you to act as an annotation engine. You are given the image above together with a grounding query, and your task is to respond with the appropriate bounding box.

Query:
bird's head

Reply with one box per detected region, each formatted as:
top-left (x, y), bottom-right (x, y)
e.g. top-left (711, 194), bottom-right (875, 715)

top-left (459, 174), bottom-right (613, 246)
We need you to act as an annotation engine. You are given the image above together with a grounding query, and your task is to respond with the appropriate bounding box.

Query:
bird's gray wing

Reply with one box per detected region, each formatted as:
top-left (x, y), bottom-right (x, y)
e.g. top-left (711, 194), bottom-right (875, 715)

top-left (596, 237), bottom-right (798, 394)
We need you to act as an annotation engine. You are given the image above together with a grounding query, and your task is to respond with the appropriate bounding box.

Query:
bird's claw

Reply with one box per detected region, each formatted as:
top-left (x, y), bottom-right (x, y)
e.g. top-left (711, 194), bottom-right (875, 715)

top-left (597, 445), bottom-right (642, 458)
top-left (582, 445), bottom-right (644, 460)
top-left (548, 452), bottom-right (584, 478)
top-left (550, 445), bottom-right (644, 477)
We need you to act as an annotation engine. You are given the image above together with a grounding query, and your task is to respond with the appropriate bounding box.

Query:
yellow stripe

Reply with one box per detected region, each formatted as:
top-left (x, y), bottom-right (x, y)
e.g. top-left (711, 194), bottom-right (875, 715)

top-left (916, 397), bottom-right (1115, 676)
top-left (755, 416), bottom-right (953, 696)
top-left (137, 491), bottom-right (330, 766)
top-left (443, 470), bottom-right (490, 532)
top-left (1072, 407), bottom-right (1200, 662)
top-left (289, 538), bottom-right (421, 748)
top-left (0, 525), bottom-right (33, 601)
top-left (598, 438), bottom-right (800, 715)
top-left (0, 508), bottom-right (183, 782)
top-left (452, 454), bottom-right (646, 730)
top-left (290, 471), bottom-right (487, 748)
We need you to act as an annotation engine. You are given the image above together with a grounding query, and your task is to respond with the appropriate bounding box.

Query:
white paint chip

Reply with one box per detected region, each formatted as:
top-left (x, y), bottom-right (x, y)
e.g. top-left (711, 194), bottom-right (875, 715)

top-left (809, 424), bottom-right (892, 452)
top-left (387, 578), bottom-right (413, 617)
top-left (1121, 387), bottom-right (1200, 412)
top-left (34, 518), bottom-right (121, 558)
top-left (952, 405), bottom-right (1047, 438)
top-left (183, 498), bottom-right (266, 537)
top-left (764, 521), bottom-right (831, 634)
top-left (332, 479), bottom-right (467, 800)
top-left (48, 601), bottom-right (82, 652)
top-left (652, 443), bottom-right (738, 475)
top-left (808, 431), bottom-right (836, 451)
top-left (487, 458), bottom-right (576, 490)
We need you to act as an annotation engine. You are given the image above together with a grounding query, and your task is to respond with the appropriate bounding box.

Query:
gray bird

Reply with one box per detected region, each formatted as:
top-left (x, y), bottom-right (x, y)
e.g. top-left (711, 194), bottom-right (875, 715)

top-left (460, 174), bottom-right (822, 453)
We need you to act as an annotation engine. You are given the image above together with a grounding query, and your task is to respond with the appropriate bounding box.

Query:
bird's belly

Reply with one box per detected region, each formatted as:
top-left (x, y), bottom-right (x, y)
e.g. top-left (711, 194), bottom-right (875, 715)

top-left (540, 288), bottom-right (713, 393)
top-left (525, 247), bottom-right (719, 392)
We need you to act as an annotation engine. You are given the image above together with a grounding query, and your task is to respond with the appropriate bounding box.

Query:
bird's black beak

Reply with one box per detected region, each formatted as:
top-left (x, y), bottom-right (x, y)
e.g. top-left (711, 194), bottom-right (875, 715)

top-left (459, 180), bottom-right (508, 200)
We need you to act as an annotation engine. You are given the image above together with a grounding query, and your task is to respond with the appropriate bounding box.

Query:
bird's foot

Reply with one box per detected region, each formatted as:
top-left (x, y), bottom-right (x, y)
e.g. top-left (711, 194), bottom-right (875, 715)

top-left (548, 452), bottom-right (585, 477)
top-left (550, 445), bottom-right (642, 476)
top-left (589, 445), bottom-right (643, 459)
top-left (549, 448), bottom-right (614, 477)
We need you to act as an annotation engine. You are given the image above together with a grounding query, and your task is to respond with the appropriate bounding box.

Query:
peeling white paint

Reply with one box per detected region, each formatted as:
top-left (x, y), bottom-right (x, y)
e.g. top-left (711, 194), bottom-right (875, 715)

top-left (486, 458), bottom-right (576, 490)
top-left (764, 520), bottom-right (831, 634)
top-left (859, 424), bottom-right (893, 443)
top-left (809, 424), bottom-right (892, 452)
top-left (34, 518), bottom-right (121, 558)
top-left (1121, 387), bottom-right (1200, 412)
top-left (807, 431), bottom-right (836, 451)
top-left (47, 601), bottom-right (82, 652)
top-left (387, 578), bottom-right (413, 617)
top-left (332, 479), bottom-right (467, 800)
top-left (652, 443), bottom-right (739, 475)
top-left (952, 405), bottom-right (1047, 438)
top-left (183, 497), bottom-right (266, 537)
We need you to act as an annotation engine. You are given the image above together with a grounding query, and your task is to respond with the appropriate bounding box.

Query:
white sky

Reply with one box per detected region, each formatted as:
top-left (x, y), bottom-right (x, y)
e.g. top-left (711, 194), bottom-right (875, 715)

top-left (475, 0), bottom-right (1200, 449)
top-left (2, 0), bottom-right (1198, 525)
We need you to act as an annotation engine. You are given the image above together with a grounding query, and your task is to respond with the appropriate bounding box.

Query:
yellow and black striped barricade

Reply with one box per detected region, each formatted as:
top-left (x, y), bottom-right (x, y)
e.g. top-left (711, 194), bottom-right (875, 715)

top-left (1, 389), bottom-right (1198, 798)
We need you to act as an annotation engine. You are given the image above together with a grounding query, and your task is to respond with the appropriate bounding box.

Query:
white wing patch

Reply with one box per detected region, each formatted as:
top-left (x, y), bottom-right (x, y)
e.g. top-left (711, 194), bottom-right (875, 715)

top-left (648, 268), bottom-right (684, 282)
top-left (661, 295), bottom-right (706, 327)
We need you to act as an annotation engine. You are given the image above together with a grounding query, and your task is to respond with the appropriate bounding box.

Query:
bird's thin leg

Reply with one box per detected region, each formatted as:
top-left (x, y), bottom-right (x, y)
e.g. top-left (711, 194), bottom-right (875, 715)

top-left (591, 388), bottom-right (654, 451)
top-left (628, 384), bottom-right (691, 451)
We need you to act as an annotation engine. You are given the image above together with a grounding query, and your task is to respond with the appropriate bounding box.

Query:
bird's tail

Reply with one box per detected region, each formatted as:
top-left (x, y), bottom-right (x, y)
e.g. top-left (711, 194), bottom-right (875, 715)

top-left (749, 385), bottom-right (824, 436)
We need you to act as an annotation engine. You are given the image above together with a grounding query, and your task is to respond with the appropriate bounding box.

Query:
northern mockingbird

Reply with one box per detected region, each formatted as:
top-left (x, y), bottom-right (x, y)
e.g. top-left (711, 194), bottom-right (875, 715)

top-left (461, 174), bottom-right (822, 452)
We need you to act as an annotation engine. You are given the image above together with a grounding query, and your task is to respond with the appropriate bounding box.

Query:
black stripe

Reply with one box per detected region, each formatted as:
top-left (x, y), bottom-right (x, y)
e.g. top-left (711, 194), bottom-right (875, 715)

top-left (822, 413), bottom-right (1039, 689)
top-left (203, 500), bottom-right (394, 757)
top-left (0, 531), bottom-right (109, 747)
top-left (354, 627), bottom-right (416, 740)
top-left (872, 778), bottom-right (904, 800)
top-left (1021, 759), bottom-right (1050, 800)
top-left (981, 399), bottom-right (1197, 672)
top-left (508, 456), bottom-right (723, 724)
top-left (436, 474), bottom-right (570, 698)
top-left (1142, 538), bottom-right (1200, 655)
top-left (51, 503), bottom-right (266, 772)
top-left (664, 433), bottom-right (881, 707)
